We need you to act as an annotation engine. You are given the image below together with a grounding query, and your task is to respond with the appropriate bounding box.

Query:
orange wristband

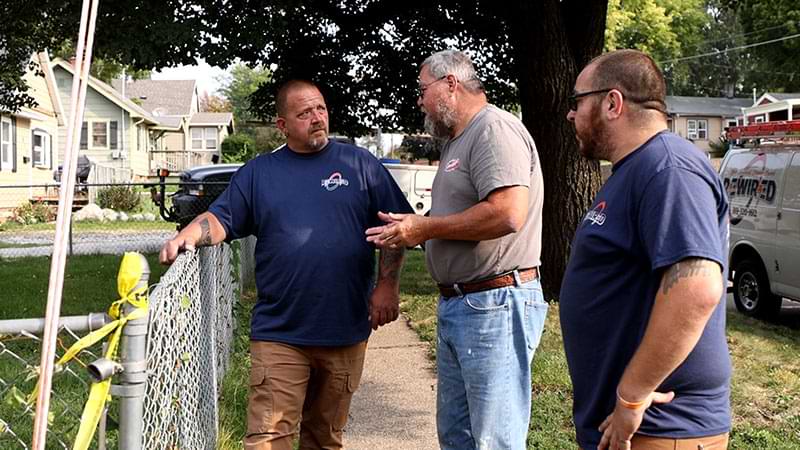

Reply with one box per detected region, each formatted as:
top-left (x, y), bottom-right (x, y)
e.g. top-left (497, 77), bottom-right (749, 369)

top-left (616, 389), bottom-right (646, 410)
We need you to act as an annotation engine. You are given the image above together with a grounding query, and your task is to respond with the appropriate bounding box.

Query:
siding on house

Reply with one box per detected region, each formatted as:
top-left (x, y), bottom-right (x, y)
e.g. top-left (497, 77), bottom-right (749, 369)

top-left (0, 54), bottom-right (63, 217)
top-left (52, 65), bottom-right (154, 179)
top-left (672, 116), bottom-right (725, 152)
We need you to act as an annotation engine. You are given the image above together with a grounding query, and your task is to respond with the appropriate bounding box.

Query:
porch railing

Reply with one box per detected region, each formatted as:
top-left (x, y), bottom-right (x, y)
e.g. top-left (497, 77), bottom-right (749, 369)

top-left (149, 150), bottom-right (218, 175)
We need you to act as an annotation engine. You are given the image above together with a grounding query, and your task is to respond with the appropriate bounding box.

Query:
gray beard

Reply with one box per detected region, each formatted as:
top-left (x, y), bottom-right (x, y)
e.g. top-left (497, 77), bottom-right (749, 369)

top-left (424, 97), bottom-right (457, 139)
top-left (309, 135), bottom-right (328, 151)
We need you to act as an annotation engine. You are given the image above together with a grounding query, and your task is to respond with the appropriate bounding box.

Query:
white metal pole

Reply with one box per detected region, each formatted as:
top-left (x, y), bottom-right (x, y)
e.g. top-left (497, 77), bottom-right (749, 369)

top-left (31, 0), bottom-right (100, 447)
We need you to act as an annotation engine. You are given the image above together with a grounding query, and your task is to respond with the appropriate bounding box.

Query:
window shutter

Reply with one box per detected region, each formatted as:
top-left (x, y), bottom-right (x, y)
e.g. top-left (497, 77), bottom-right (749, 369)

top-left (81, 122), bottom-right (88, 149)
top-left (11, 117), bottom-right (16, 173)
top-left (110, 121), bottom-right (118, 149)
top-left (49, 135), bottom-right (53, 169)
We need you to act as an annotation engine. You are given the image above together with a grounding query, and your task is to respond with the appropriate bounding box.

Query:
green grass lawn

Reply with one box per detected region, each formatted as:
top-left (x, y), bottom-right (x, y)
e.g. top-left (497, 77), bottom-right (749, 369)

top-left (0, 253), bottom-right (169, 449)
top-left (397, 250), bottom-right (800, 449)
top-left (0, 220), bottom-right (176, 234)
top-left (5, 250), bottom-right (799, 449)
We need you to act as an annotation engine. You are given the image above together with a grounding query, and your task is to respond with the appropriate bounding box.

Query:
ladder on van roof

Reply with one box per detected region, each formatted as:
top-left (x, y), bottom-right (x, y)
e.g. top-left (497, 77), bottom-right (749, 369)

top-left (727, 120), bottom-right (800, 145)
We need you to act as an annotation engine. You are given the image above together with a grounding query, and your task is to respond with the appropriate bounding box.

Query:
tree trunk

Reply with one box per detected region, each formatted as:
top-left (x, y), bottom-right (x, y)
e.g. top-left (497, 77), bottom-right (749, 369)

top-left (509, 0), bottom-right (608, 300)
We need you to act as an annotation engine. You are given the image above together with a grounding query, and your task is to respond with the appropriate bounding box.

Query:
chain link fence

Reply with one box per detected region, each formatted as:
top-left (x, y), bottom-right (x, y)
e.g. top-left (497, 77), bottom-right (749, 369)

top-left (0, 177), bottom-right (238, 260)
top-left (0, 183), bottom-right (177, 260)
top-left (0, 322), bottom-right (108, 449)
top-left (0, 236), bottom-right (256, 449)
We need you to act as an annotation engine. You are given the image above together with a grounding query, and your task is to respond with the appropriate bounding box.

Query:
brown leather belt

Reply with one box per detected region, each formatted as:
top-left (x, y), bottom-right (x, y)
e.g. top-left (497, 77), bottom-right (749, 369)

top-left (438, 267), bottom-right (539, 298)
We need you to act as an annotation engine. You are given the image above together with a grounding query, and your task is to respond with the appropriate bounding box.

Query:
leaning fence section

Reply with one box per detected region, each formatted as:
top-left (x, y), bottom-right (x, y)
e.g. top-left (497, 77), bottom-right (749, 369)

top-left (0, 323), bottom-right (108, 449)
top-left (141, 238), bottom-right (254, 449)
top-left (0, 236), bottom-right (255, 449)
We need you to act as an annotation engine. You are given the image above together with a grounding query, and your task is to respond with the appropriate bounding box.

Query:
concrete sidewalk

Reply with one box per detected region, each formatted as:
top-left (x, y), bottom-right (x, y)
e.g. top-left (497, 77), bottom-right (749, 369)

top-left (345, 318), bottom-right (439, 450)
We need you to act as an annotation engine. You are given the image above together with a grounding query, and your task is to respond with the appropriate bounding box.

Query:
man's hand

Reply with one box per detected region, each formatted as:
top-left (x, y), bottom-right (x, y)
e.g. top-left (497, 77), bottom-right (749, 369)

top-left (597, 391), bottom-right (675, 450)
top-left (159, 213), bottom-right (226, 265)
top-left (368, 282), bottom-right (400, 330)
top-left (159, 235), bottom-right (196, 265)
top-left (365, 211), bottom-right (428, 248)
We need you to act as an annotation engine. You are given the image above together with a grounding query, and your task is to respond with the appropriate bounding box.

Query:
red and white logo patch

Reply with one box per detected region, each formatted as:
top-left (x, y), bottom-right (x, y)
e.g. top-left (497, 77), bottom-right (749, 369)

top-left (445, 158), bottom-right (460, 172)
top-left (321, 172), bottom-right (350, 191)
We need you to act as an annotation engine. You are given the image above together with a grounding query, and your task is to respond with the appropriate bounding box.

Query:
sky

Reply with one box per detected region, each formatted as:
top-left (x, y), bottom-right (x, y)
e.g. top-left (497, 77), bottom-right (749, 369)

top-left (151, 59), bottom-right (228, 95)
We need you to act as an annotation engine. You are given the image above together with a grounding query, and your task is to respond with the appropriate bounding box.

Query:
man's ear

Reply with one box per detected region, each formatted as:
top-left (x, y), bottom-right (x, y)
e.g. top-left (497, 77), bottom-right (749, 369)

top-left (276, 117), bottom-right (287, 135)
top-left (607, 90), bottom-right (625, 118)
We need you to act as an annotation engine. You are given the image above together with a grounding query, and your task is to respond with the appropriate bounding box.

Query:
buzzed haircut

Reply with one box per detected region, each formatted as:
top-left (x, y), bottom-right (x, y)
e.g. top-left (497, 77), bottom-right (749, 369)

top-left (588, 49), bottom-right (667, 116)
top-left (276, 79), bottom-right (321, 117)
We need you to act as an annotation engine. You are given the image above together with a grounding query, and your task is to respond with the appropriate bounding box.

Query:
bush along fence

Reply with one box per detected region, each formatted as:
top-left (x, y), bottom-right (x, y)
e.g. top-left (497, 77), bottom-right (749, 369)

top-left (0, 237), bottom-right (256, 449)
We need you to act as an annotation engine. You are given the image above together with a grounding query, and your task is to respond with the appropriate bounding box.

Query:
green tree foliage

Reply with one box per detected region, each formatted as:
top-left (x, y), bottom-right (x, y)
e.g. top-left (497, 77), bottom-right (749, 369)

top-left (1, 0), bottom-right (608, 296)
top-left (218, 64), bottom-right (271, 126)
top-left (220, 132), bottom-right (256, 163)
top-left (52, 40), bottom-right (151, 84)
top-left (734, 0), bottom-right (800, 93)
top-left (608, 0), bottom-right (800, 96)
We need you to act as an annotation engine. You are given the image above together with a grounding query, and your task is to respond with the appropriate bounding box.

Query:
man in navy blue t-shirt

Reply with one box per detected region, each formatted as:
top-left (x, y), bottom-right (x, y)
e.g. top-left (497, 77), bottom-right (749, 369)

top-left (560, 50), bottom-right (731, 450)
top-left (160, 80), bottom-right (412, 450)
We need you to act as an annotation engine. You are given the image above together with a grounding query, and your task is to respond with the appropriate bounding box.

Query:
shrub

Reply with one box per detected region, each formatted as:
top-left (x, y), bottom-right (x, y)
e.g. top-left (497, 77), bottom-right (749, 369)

top-left (12, 201), bottom-right (55, 225)
top-left (221, 132), bottom-right (257, 163)
top-left (708, 136), bottom-right (730, 158)
top-left (96, 186), bottom-right (141, 212)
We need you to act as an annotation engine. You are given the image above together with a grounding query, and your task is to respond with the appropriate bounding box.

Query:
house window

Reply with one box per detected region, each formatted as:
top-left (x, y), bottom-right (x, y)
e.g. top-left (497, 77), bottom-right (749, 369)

top-left (92, 122), bottom-right (108, 148)
top-left (205, 127), bottom-right (217, 150)
top-left (32, 130), bottom-right (51, 167)
top-left (82, 120), bottom-right (118, 150)
top-left (755, 116), bottom-right (765, 123)
top-left (687, 119), bottom-right (708, 140)
top-left (191, 127), bottom-right (219, 150)
top-left (191, 128), bottom-right (204, 150)
top-left (1, 116), bottom-right (12, 168)
top-left (725, 119), bottom-right (737, 129)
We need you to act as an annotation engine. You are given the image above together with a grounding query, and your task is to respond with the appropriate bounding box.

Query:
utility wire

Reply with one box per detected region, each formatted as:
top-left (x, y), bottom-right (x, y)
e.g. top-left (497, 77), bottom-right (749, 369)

top-left (659, 33), bottom-right (800, 64)
top-left (683, 20), bottom-right (799, 50)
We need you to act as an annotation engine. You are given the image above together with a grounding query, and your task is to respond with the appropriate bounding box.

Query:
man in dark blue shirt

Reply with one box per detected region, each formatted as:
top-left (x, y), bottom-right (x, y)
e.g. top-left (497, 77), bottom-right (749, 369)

top-left (160, 80), bottom-right (413, 450)
top-left (560, 50), bottom-right (731, 450)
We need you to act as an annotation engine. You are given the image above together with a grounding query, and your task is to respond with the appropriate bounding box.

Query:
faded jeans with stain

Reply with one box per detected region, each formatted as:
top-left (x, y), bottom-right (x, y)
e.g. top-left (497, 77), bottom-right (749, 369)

top-left (436, 275), bottom-right (548, 450)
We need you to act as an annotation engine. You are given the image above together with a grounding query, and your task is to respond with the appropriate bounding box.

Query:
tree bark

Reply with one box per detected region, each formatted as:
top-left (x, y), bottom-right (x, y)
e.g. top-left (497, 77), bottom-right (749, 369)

top-left (509, 0), bottom-right (608, 299)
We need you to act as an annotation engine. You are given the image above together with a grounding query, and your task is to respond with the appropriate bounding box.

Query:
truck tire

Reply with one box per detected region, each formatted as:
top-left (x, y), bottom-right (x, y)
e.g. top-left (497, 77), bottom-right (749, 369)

top-left (733, 259), bottom-right (782, 319)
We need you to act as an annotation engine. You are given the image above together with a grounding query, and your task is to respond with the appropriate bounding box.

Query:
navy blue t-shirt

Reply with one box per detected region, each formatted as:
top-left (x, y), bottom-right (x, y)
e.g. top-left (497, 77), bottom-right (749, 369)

top-left (208, 140), bottom-right (413, 346)
top-left (560, 131), bottom-right (731, 448)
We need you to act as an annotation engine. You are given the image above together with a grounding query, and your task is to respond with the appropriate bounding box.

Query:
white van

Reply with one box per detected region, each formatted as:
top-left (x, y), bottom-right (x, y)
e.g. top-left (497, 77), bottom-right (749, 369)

top-left (383, 163), bottom-right (437, 215)
top-left (720, 121), bottom-right (800, 318)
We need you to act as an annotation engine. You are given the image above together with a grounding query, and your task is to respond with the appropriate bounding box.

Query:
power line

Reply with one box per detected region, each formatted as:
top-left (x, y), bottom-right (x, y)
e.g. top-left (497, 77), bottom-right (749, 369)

top-left (683, 20), bottom-right (799, 50)
top-left (659, 33), bottom-right (800, 64)
top-left (697, 62), bottom-right (799, 77)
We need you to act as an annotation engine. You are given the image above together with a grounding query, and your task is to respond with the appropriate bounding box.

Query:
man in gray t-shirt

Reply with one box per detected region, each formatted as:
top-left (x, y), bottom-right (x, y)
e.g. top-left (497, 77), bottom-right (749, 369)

top-left (366, 50), bottom-right (547, 450)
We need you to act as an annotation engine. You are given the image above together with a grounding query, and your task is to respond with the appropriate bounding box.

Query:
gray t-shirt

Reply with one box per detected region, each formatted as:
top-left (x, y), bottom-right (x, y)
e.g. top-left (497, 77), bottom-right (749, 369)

top-left (426, 104), bottom-right (543, 285)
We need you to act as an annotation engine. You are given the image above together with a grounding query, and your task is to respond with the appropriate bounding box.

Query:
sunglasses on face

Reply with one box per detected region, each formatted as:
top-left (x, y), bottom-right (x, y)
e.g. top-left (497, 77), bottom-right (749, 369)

top-left (567, 88), bottom-right (613, 111)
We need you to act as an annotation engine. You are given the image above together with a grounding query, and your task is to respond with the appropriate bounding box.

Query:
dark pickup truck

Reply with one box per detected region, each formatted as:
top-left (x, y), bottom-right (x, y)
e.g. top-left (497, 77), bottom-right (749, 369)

top-left (152, 163), bottom-right (242, 230)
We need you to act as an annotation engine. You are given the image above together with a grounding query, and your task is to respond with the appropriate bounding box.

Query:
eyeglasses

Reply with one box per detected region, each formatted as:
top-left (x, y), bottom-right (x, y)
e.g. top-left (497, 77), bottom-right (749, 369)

top-left (568, 88), bottom-right (613, 111)
top-left (418, 75), bottom-right (448, 98)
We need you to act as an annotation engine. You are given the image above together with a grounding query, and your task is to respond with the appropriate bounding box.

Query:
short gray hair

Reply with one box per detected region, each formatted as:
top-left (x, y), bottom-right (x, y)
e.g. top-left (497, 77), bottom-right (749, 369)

top-left (422, 50), bottom-right (484, 94)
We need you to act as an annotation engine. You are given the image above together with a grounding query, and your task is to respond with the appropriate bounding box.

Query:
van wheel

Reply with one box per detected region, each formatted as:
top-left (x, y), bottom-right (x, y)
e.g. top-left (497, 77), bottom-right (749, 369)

top-left (733, 259), bottom-right (781, 318)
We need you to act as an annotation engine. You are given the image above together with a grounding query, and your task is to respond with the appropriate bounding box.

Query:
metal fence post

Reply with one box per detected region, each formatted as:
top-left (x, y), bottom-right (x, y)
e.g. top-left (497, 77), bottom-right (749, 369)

top-left (114, 253), bottom-right (150, 450)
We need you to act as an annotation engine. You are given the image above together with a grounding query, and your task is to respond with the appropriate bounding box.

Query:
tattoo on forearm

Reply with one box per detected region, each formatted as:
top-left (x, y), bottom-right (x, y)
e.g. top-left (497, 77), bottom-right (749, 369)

top-left (379, 248), bottom-right (404, 282)
top-left (198, 218), bottom-right (212, 246)
top-left (662, 259), bottom-right (710, 295)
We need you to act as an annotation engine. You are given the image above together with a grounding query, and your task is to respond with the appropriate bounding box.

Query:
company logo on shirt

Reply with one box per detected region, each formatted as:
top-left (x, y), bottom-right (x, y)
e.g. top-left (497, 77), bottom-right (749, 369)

top-left (321, 172), bottom-right (350, 191)
top-left (584, 201), bottom-right (607, 226)
top-left (444, 158), bottom-right (460, 172)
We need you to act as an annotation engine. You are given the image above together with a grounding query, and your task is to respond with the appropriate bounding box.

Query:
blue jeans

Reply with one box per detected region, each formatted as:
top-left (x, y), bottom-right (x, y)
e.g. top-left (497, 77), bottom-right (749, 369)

top-left (436, 276), bottom-right (548, 450)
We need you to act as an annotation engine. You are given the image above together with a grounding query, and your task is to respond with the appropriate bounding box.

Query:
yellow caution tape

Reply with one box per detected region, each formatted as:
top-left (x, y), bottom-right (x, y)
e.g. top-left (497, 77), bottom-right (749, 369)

top-left (29, 252), bottom-right (149, 450)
